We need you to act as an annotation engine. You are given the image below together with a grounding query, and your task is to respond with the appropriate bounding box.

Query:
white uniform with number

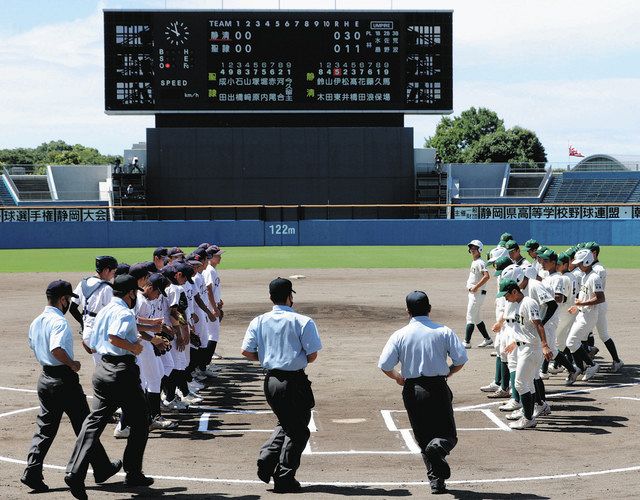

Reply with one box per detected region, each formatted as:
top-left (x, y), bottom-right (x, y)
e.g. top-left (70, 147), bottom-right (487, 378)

top-left (157, 294), bottom-right (175, 377)
top-left (541, 273), bottom-right (564, 356)
top-left (193, 272), bottom-right (209, 345)
top-left (167, 283), bottom-right (187, 370)
top-left (72, 277), bottom-right (113, 365)
top-left (510, 297), bottom-right (544, 395)
top-left (203, 264), bottom-right (222, 342)
top-left (466, 258), bottom-right (488, 324)
top-left (566, 271), bottom-right (604, 351)
top-left (555, 272), bottom-right (577, 349)
top-left (135, 292), bottom-right (164, 393)
top-left (592, 262), bottom-right (610, 343)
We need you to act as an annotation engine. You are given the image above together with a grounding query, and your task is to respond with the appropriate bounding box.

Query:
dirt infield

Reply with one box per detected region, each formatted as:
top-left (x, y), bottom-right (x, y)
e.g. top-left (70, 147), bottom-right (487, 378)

top-left (1, 268), bottom-right (639, 499)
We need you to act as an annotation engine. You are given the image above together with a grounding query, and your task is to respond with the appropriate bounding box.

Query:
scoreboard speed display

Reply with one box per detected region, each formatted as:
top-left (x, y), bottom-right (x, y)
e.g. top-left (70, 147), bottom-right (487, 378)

top-left (104, 10), bottom-right (452, 114)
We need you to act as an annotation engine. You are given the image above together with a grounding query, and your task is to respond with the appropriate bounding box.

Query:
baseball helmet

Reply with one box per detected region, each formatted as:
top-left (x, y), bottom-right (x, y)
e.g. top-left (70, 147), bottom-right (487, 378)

top-left (500, 264), bottom-right (525, 285)
top-left (467, 239), bottom-right (483, 253)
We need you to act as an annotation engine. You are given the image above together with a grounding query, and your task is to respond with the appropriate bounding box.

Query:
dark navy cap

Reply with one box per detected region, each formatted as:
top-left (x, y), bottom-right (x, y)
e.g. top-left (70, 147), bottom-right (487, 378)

top-left (187, 259), bottom-right (202, 268)
top-left (406, 290), bottom-right (430, 313)
top-left (160, 265), bottom-right (178, 285)
top-left (197, 242), bottom-right (211, 249)
top-left (46, 280), bottom-right (78, 300)
top-left (269, 277), bottom-right (295, 297)
top-left (173, 262), bottom-right (194, 283)
top-left (191, 248), bottom-right (208, 261)
top-left (112, 274), bottom-right (142, 294)
top-left (96, 255), bottom-right (118, 271)
top-left (129, 262), bottom-right (152, 280)
top-left (168, 247), bottom-right (184, 258)
top-left (206, 245), bottom-right (224, 257)
top-left (148, 273), bottom-right (169, 296)
top-left (115, 263), bottom-right (130, 277)
top-left (153, 247), bottom-right (168, 258)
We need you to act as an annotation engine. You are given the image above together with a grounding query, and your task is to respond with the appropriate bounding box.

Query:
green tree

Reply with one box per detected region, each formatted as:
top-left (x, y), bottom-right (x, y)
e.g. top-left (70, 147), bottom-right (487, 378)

top-left (0, 140), bottom-right (121, 166)
top-left (424, 107), bottom-right (547, 164)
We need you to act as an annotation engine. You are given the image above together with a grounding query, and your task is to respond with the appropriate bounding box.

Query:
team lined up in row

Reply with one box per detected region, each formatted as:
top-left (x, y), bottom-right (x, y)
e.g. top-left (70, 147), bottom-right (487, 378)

top-left (67, 245), bottom-right (226, 434)
top-left (465, 235), bottom-right (623, 430)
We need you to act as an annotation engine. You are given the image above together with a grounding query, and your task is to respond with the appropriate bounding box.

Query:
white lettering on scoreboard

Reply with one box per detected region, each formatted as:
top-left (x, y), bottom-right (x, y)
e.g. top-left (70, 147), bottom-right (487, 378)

top-left (0, 208), bottom-right (109, 223)
top-left (453, 206), bottom-right (639, 220)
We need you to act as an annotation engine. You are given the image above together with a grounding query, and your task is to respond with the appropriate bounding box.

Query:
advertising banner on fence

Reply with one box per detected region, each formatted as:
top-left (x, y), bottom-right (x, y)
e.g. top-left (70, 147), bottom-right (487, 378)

top-left (453, 205), bottom-right (639, 220)
top-left (0, 208), bottom-right (109, 222)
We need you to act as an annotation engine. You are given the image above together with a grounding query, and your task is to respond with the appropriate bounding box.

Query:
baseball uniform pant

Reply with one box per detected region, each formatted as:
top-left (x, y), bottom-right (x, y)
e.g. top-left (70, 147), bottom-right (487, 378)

top-left (137, 342), bottom-right (163, 394)
top-left (403, 376), bottom-right (458, 483)
top-left (24, 366), bottom-right (112, 482)
top-left (544, 319), bottom-right (559, 358)
top-left (556, 311), bottom-right (575, 351)
top-left (466, 292), bottom-right (486, 324)
top-left (66, 355), bottom-right (149, 481)
top-left (594, 303), bottom-right (611, 343)
top-left (160, 351), bottom-right (175, 378)
top-left (170, 341), bottom-right (188, 371)
top-left (207, 317), bottom-right (220, 343)
top-left (566, 310), bottom-right (598, 352)
top-left (259, 370), bottom-right (314, 485)
top-left (514, 344), bottom-right (543, 396)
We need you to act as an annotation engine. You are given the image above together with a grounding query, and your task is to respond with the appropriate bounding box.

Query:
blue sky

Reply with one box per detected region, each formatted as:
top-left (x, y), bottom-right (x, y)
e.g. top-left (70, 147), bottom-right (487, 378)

top-left (0, 0), bottom-right (638, 163)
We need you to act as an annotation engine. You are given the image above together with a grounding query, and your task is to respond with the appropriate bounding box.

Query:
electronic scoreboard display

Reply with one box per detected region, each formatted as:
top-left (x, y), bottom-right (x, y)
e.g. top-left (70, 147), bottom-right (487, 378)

top-left (104, 10), bottom-right (452, 114)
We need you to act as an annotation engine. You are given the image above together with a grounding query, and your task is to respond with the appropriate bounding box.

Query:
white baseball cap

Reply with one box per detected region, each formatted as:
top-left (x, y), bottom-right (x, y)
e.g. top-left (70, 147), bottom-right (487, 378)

top-left (468, 239), bottom-right (483, 253)
top-left (500, 264), bottom-right (525, 284)
top-left (572, 248), bottom-right (594, 267)
top-left (487, 246), bottom-right (509, 264)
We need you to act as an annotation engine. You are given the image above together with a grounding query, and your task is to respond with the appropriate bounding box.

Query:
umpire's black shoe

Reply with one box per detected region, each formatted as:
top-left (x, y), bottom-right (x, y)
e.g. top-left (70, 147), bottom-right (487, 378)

top-left (64, 473), bottom-right (88, 500)
top-left (257, 459), bottom-right (273, 484)
top-left (273, 478), bottom-right (302, 493)
top-left (20, 473), bottom-right (49, 493)
top-left (124, 471), bottom-right (155, 488)
top-left (94, 459), bottom-right (123, 484)
top-left (430, 479), bottom-right (447, 495)
top-left (426, 445), bottom-right (451, 480)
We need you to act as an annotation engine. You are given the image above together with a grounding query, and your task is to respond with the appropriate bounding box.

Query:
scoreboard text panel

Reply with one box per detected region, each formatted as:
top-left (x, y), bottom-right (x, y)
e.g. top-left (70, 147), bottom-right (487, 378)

top-left (104, 10), bottom-right (452, 114)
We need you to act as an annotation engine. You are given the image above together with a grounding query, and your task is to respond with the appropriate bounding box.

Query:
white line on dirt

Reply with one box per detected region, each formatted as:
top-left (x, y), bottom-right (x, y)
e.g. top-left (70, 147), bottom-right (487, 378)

top-left (481, 409), bottom-right (512, 432)
top-left (612, 396), bottom-right (640, 401)
top-left (0, 386), bottom-right (37, 393)
top-left (0, 406), bottom-right (39, 418)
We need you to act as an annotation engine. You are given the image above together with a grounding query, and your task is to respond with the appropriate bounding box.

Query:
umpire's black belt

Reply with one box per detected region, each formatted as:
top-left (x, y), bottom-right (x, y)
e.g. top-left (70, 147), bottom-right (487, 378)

top-left (43, 364), bottom-right (74, 377)
top-left (265, 368), bottom-right (305, 378)
top-left (102, 354), bottom-right (136, 365)
top-left (405, 375), bottom-right (447, 382)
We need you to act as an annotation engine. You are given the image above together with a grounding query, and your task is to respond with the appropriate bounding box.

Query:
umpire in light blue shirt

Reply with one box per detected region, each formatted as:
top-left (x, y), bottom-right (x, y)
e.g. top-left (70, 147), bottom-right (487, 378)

top-left (379, 291), bottom-right (468, 495)
top-left (242, 277), bottom-right (322, 494)
top-left (21, 281), bottom-right (120, 494)
top-left (65, 275), bottom-right (153, 500)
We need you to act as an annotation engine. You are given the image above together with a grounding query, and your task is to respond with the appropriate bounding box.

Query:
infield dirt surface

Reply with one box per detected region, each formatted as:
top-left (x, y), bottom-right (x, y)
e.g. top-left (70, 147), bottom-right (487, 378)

top-left (1, 269), bottom-right (639, 499)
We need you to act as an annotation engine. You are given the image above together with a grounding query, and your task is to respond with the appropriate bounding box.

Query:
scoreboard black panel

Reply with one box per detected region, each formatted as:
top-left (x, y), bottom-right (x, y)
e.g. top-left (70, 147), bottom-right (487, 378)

top-left (104, 10), bottom-right (452, 114)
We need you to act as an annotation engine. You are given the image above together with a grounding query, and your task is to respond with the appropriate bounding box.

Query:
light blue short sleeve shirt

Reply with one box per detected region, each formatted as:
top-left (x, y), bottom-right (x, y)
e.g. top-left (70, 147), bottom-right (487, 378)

top-left (242, 305), bottom-right (322, 371)
top-left (88, 297), bottom-right (139, 355)
top-left (378, 316), bottom-right (468, 379)
top-left (28, 306), bottom-right (74, 366)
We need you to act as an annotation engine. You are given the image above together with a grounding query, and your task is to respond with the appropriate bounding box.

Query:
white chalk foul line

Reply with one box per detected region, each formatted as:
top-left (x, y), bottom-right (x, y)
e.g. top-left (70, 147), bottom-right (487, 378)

top-left (0, 386), bottom-right (37, 394)
top-left (612, 397), bottom-right (640, 401)
top-left (0, 455), bottom-right (639, 486)
top-left (0, 407), bottom-right (40, 419)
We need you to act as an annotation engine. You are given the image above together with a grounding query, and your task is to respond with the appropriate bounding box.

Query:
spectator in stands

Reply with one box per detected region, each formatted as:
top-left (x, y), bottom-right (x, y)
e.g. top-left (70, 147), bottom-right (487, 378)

top-left (130, 158), bottom-right (142, 174)
top-left (126, 185), bottom-right (134, 197)
top-left (113, 159), bottom-right (122, 174)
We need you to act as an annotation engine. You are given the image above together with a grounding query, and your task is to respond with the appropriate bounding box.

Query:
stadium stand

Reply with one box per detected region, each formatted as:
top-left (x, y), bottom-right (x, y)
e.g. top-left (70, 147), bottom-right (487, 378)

top-left (0, 175), bottom-right (17, 206)
top-left (542, 174), bottom-right (640, 203)
top-left (10, 175), bottom-right (51, 200)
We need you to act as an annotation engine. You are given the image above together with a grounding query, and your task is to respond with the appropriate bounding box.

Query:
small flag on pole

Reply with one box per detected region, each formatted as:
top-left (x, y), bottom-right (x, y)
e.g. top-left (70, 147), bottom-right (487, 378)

top-left (569, 145), bottom-right (585, 157)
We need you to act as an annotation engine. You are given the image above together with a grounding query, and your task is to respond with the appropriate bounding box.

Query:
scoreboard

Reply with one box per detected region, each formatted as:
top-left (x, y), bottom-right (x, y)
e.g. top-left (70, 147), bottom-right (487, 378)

top-left (104, 10), bottom-right (452, 114)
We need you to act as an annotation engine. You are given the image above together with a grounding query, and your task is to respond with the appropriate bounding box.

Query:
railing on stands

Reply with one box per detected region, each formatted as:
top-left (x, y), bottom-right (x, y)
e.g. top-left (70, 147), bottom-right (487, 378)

top-left (4, 202), bottom-right (640, 222)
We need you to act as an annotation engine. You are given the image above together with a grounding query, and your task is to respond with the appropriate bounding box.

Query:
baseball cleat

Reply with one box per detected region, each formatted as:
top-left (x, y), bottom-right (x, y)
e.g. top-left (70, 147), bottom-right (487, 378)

top-left (565, 368), bottom-right (581, 386)
top-left (477, 338), bottom-right (494, 348)
top-left (582, 363), bottom-right (599, 381)
top-left (149, 416), bottom-right (178, 430)
top-left (588, 346), bottom-right (599, 359)
top-left (499, 399), bottom-right (522, 412)
top-left (490, 351), bottom-right (497, 357)
top-left (506, 408), bottom-right (524, 420)
top-left (538, 371), bottom-right (550, 380)
top-left (487, 388), bottom-right (511, 399)
top-left (113, 422), bottom-right (130, 439)
top-left (462, 342), bottom-right (472, 349)
top-left (181, 392), bottom-right (203, 404)
top-left (163, 398), bottom-right (188, 410)
top-left (509, 416), bottom-right (537, 430)
top-left (548, 365), bottom-right (564, 374)
top-left (480, 381), bottom-right (500, 392)
top-left (611, 360), bottom-right (624, 372)
top-left (533, 402), bottom-right (551, 417)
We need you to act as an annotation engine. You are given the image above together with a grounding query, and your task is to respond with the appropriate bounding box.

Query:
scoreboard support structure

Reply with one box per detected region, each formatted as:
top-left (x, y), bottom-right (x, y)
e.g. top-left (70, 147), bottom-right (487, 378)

top-left (104, 10), bottom-right (452, 211)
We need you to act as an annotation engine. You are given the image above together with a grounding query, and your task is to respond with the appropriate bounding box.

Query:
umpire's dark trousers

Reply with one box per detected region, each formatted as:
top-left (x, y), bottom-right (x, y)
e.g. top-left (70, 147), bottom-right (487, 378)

top-left (66, 355), bottom-right (149, 480)
top-left (403, 376), bottom-right (458, 482)
top-left (24, 365), bottom-right (112, 480)
top-left (259, 369), bottom-right (314, 483)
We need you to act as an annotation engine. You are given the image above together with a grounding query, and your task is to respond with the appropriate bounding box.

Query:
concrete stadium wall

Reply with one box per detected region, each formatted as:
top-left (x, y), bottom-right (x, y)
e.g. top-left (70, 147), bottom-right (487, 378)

top-left (2, 219), bottom-right (640, 248)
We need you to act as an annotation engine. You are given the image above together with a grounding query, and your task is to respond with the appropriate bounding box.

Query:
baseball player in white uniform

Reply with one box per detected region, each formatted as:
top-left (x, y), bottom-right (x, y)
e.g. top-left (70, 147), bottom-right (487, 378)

top-left (498, 279), bottom-right (553, 430)
top-left (201, 245), bottom-right (224, 369)
top-left (586, 243), bottom-right (623, 371)
top-left (69, 256), bottom-right (118, 365)
top-left (464, 240), bottom-right (492, 348)
top-left (565, 249), bottom-right (602, 381)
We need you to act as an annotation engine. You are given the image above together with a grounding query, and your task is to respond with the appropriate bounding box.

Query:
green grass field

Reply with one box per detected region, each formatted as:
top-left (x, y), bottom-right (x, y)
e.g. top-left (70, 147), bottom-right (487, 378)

top-left (0, 246), bottom-right (639, 273)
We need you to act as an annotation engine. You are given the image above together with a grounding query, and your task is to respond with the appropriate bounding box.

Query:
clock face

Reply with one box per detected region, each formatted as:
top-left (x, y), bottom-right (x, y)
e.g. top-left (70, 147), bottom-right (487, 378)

top-left (164, 21), bottom-right (190, 45)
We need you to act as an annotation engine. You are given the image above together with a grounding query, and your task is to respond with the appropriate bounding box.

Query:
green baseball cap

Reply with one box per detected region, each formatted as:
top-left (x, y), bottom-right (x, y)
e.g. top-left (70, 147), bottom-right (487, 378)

top-left (500, 232), bottom-right (514, 242)
top-left (584, 241), bottom-right (600, 252)
top-left (493, 256), bottom-right (514, 276)
top-left (505, 239), bottom-right (519, 251)
top-left (523, 239), bottom-right (540, 251)
top-left (497, 279), bottom-right (520, 297)
top-left (575, 242), bottom-right (586, 249)
top-left (557, 252), bottom-right (570, 264)
top-left (539, 249), bottom-right (557, 261)
top-left (498, 240), bottom-right (507, 248)
top-left (537, 245), bottom-right (548, 255)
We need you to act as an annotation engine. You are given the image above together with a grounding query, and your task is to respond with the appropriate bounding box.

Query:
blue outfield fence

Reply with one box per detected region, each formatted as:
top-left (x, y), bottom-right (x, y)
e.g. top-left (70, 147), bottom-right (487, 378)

top-left (2, 218), bottom-right (640, 248)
